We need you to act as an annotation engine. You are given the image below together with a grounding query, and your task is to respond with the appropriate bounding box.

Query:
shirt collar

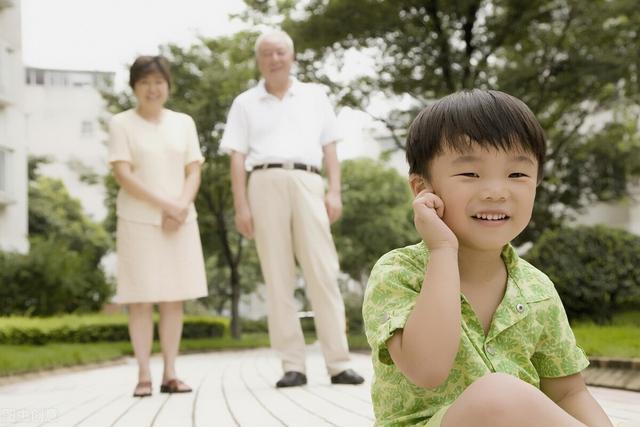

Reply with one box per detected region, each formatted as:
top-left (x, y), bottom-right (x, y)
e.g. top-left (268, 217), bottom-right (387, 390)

top-left (502, 244), bottom-right (553, 303)
top-left (257, 77), bottom-right (299, 99)
top-left (418, 241), bottom-right (553, 304)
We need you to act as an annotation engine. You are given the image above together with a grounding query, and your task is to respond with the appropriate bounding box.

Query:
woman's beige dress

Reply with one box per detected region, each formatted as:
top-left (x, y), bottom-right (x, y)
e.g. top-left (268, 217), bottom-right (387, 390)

top-left (108, 108), bottom-right (208, 303)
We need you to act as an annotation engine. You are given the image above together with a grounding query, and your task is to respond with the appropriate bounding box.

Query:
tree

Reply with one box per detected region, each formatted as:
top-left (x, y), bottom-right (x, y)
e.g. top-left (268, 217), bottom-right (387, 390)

top-left (29, 160), bottom-right (111, 268)
top-left (103, 33), bottom-right (263, 338)
top-left (526, 225), bottom-right (640, 323)
top-left (0, 158), bottom-right (112, 316)
top-left (244, 0), bottom-right (640, 244)
top-left (333, 158), bottom-right (416, 286)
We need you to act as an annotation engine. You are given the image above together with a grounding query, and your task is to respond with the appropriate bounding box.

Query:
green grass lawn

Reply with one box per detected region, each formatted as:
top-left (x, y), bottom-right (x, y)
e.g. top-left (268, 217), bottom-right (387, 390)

top-left (1, 311), bottom-right (638, 377)
top-left (572, 310), bottom-right (640, 359)
top-left (0, 334), bottom-right (273, 377)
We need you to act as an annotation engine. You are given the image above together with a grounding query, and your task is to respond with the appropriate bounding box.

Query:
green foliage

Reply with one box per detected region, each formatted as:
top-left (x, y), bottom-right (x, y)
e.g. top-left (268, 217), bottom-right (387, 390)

top-left (0, 315), bottom-right (227, 345)
top-left (343, 292), bottom-right (364, 334)
top-left (240, 316), bottom-right (317, 334)
top-left (202, 248), bottom-right (262, 315)
top-left (29, 175), bottom-right (111, 266)
top-left (526, 225), bottom-right (640, 323)
top-left (0, 239), bottom-right (111, 316)
top-left (0, 161), bottom-right (113, 315)
top-left (245, 0), bottom-right (640, 244)
top-left (334, 159), bottom-right (416, 283)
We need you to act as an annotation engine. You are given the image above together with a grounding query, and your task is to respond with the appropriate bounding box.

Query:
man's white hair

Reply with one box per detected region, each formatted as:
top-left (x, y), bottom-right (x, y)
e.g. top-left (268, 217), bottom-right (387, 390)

top-left (254, 30), bottom-right (295, 55)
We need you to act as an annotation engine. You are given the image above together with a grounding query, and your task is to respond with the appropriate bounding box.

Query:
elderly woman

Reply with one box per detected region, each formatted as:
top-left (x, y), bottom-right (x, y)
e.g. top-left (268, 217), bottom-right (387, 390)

top-left (108, 55), bottom-right (207, 397)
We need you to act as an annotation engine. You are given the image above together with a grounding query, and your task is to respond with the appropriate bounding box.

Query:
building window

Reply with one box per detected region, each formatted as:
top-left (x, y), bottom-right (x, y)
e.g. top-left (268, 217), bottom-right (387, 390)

top-left (35, 69), bottom-right (44, 85)
top-left (81, 120), bottom-right (94, 136)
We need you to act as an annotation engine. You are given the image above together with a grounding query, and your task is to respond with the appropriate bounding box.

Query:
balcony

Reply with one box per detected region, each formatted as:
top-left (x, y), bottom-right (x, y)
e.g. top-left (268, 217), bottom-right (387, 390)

top-left (0, 39), bottom-right (15, 107)
top-left (0, 146), bottom-right (13, 206)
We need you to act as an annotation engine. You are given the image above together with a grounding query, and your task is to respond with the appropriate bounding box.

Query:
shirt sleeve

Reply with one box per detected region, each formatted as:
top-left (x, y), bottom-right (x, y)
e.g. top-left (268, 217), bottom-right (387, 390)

top-left (219, 98), bottom-right (249, 155)
top-left (363, 248), bottom-right (425, 365)
top-left (184, 115), bottom-right (204, 165)
top-left (317, 87), bottom-right (341, 145)
top-left (107, 115), bottom-right (132, 164)
top-left (531, 288), bottom-right (590, 378)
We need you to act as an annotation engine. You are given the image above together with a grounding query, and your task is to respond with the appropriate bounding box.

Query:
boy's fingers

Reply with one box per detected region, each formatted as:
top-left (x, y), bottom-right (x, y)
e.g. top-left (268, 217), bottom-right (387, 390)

top-left (414, 192), bottom-right (445, 218)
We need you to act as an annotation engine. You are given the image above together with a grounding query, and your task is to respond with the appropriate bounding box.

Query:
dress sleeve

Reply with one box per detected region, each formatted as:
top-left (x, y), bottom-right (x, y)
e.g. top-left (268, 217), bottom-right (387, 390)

top-left (363, 248), bottom-right (425, 365)
top-left (219, 98), bottom-right (249, 155)
top-left (107, 115), bottom-right (132, 164)
top-left (531, 288), bottom-right (590, 377)
top-left (185, 116), bottom-right (204, 165)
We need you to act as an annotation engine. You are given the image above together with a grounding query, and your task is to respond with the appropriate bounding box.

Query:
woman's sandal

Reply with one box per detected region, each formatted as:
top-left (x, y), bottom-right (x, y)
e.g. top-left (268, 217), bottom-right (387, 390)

top-left (160, 378), bottom-right (192, 394)
top-left (133, 381), bottom-right (152, 397)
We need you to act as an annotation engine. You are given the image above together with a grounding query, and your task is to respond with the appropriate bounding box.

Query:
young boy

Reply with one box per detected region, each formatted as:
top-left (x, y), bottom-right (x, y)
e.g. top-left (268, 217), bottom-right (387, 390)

top-left (363, 90), bottom-right (613, 426)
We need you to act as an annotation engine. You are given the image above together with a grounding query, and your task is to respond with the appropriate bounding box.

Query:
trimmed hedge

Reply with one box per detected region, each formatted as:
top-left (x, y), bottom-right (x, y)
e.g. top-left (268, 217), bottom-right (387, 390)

top-left (526, 225), bottom-right (640, 323)
top-left (0, 315), bottom-right (228, 345)
top-left (240, 317), bottom-right (316, 334)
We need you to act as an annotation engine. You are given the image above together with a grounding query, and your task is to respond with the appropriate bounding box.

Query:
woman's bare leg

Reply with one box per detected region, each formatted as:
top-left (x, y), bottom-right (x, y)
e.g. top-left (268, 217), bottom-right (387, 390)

top-left (158, 301), bottom-right (184, 383)
top-left (128, 303), bottom-right (154, 383)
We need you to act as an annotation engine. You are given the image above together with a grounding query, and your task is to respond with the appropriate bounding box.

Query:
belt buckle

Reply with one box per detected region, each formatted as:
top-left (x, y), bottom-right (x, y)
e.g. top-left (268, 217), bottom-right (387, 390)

top-left (283, 161), bottom-right (295, 170)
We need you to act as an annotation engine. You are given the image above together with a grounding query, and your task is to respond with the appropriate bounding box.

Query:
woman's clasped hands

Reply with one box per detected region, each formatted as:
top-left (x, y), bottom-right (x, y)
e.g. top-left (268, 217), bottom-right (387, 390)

top-left (162, 199), bottom-right (189, 232)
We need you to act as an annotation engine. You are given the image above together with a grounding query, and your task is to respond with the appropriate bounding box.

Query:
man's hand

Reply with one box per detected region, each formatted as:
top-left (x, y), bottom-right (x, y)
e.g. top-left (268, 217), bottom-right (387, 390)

top-left (413, 188), bottom-right (458, 250)
top-left (234, 204), bottom-right (254, 239)
top-left (324, 191), bottom-right (342, 224)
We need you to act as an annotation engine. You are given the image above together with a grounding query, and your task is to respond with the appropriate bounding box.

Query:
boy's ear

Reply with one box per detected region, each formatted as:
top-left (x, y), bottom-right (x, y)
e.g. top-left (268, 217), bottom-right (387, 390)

top-left (409, 174), bottom-right (433, 196)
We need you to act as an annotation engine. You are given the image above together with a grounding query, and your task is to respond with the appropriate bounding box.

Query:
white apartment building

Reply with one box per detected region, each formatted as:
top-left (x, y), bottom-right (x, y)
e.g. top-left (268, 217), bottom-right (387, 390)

top-left (0, 0), bottom-right (28, 253)
top-left (24, 67), bottom-right (113, 220)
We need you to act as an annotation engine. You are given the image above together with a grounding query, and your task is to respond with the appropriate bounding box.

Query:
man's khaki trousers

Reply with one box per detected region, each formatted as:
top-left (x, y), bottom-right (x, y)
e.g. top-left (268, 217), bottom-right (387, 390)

top-left (248, 168), bottom-right (351, 375)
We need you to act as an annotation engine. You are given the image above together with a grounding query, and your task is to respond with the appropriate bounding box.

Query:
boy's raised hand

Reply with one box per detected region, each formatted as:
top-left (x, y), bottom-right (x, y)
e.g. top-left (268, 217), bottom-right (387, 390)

top-left (413, 188), bottom-right (458, 250)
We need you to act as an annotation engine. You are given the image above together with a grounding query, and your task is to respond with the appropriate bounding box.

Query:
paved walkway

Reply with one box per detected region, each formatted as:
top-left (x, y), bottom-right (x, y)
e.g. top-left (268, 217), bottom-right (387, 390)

top-left (0, 344), bottom-right (638, 426)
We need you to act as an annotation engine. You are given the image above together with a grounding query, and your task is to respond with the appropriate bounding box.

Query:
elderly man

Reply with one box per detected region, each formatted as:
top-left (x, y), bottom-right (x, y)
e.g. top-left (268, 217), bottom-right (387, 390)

top-left (220, 30), bottom-right (364, 388)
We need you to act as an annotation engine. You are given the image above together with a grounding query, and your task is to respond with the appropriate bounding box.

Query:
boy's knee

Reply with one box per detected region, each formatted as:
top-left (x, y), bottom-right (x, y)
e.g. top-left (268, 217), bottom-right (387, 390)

top-left (464, 373), bottom-right (535, 419)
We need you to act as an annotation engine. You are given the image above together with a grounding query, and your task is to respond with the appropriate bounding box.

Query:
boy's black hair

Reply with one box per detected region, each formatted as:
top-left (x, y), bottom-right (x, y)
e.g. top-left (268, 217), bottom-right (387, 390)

top-left (406, 89), bottom-right (546, 182)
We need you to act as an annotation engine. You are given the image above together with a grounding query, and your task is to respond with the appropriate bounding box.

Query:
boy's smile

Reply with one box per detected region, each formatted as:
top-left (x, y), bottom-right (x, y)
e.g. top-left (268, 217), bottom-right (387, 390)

top-left (426, 145), bottom-right (538, 251)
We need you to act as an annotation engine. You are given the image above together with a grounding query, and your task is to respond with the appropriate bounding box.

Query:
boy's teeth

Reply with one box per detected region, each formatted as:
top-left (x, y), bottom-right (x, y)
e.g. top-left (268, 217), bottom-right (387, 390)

top-left (475, 213), bottom-right (506, 220)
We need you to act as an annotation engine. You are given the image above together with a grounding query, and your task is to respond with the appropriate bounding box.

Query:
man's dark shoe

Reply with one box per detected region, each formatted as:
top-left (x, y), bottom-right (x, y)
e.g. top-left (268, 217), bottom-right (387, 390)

top-left (276, 371), bottom-right (307, 388)
top-left (330, 369), bottom-right (365, 385)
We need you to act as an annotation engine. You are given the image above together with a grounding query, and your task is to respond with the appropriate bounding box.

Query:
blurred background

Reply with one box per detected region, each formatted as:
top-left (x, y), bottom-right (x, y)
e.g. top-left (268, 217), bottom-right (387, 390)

top-left (0, 0), bottom-right (639, 375)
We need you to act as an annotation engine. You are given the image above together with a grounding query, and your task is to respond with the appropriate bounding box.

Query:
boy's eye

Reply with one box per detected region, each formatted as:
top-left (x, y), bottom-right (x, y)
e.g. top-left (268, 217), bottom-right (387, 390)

top-left (509, 172), bottom-right (529, 178)
top-left (458, 173), bottom-right (479, 178)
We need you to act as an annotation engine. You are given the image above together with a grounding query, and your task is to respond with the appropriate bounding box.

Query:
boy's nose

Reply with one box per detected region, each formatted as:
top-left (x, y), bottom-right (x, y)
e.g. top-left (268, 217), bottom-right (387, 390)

top-left (480, 183), bottom-right (508, 201)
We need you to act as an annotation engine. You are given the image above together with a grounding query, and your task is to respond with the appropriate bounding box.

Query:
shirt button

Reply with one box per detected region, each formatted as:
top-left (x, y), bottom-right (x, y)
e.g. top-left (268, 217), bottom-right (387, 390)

top-left (516, 303), bottom-right (525, 313)
top-left (486, 345), bottom-right (496, 356)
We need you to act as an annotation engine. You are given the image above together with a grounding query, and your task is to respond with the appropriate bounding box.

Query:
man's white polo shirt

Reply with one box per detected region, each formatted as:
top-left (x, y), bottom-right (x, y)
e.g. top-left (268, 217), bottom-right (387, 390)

top-left (220, 78), bottom-right (341, 171)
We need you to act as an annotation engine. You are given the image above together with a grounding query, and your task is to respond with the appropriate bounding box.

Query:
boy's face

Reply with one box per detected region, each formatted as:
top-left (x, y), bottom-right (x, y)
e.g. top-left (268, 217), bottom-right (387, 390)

top-left (423, 144), bottom-right (538, 251)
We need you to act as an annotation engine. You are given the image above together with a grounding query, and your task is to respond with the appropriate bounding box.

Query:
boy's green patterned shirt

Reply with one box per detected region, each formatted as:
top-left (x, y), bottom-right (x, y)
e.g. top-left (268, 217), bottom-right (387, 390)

top-left (363, 242), bottom-right (589, 426)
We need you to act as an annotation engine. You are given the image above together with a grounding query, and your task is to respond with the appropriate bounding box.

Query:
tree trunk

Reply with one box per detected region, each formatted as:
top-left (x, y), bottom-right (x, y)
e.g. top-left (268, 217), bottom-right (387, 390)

top-left (230, 266), bottom-right (242, 339)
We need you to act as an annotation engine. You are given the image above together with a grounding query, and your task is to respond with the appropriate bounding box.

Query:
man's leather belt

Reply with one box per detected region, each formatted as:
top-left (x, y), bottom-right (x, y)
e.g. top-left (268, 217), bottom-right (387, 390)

top-left (252, 162), bottom-right (320, 175)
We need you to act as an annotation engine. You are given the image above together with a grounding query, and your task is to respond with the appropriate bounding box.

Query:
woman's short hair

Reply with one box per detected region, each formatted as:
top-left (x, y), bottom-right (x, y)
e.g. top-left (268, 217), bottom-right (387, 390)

top-left (129, 55), bottom-right (171, 89)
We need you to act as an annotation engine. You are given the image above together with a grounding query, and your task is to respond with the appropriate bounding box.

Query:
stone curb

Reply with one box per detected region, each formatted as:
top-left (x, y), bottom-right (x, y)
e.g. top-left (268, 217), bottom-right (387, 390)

top-left (589, 357), bottom-right (640, 370)
top-left (585, 358), bottom-right (640, 392)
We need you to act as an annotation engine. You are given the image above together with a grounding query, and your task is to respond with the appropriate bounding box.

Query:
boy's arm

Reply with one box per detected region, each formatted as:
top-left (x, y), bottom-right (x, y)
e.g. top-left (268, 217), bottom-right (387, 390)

top-left (387, 187), bottom-right (461, 389)
top-left (540, 374), bottom-right (613, 427)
